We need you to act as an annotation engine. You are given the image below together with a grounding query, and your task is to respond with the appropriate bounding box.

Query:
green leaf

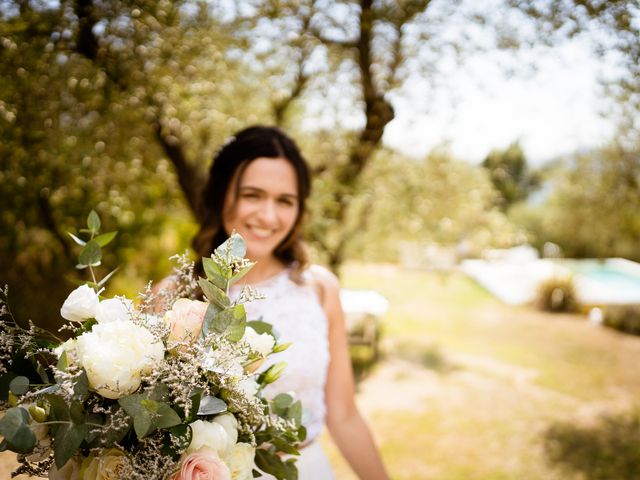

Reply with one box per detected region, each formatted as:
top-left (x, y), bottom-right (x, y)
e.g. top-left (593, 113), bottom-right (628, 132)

top-left (228, 264), bottom-right (253, 287)
top-left (0, 407), bottom-right (36, 454)
top-left (272, 393), bottom-right (293, 414)
top-left (198, 278), bottom-right (230, 309)
top-left (196, 396), bottom-right (227, 416)
top-left (215, 233), bottom-right (246, 259)
top-left (56, 351), bottom-right (68, 372)
top-left (94, 231), bottom-right (117, 247)
top-left (169, 424), bottom-right (192, 451)
top-left (247, 320), bottom-right (273, 335)
top-left (185, 390), bottom-right (203, 423)
top-left (79, 240), bottom-right (101, 267)
top-left (67, 232), bottom-right (86, 246)
top-left (87, 210), bottom-right (101, 233)
top-left (72, 370), bottom-right (89, 399)
top-left (288, 400), bottom-right (303, 425)
top-left (202, 257), bottom-right (228, 289)
top-left (200, 303), bottom-right (222, 340)
top-left (207, 304), bottom-right (246, 336)
top-left (9, 376), bottom-right (29, 395)
top-left (119, 395), bottom-right (154, 438)
top-left (53, 421), bottom-right (88, 468)
top-left (140, 399), bottom-right (181, 430)
top-left (255, 449), bottom-right (287, 479)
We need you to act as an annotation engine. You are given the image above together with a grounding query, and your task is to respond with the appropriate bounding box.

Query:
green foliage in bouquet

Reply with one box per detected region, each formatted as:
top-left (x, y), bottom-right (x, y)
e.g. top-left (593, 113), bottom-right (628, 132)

top-left (0, 210), bottom-right (305, 479)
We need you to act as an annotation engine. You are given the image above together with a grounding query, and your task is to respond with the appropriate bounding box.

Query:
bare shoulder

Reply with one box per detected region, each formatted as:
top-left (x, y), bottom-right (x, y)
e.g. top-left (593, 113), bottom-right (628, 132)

top-left (308, 264), bottom-right (340, 291)
top-left (307, 264), bottom-right (341, 310)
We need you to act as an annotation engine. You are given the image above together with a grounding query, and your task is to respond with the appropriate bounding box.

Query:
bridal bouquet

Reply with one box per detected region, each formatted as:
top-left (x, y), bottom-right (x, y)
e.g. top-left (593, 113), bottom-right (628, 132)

top-left (0, 211), bottom-right (305, 479)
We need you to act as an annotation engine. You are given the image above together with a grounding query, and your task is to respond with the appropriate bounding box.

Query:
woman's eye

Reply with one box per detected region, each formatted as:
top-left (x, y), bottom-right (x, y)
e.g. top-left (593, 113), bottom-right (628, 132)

top-left (278, 198), bottom-right (295, 206)
top-left (241, 192), bottom-right (260, 199)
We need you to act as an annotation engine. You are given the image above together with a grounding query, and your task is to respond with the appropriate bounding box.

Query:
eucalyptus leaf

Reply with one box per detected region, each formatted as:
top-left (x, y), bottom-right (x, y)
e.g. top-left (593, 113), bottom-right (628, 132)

top-left (72, 370), bottom-right (89, 399)
top-left (272, 393), bottom-right (294, 413)
top-left (67, 232), bottom-right (86, 246)
top-left (202, 257), bottom-right (228, 290)
top-left (255, 448), bottom-right (287, 479)
top-left (53, 421), bottom-right (88, 468)
top-left (0, 407), bottom-right (36, 454)
top-left (119, 395), bottom-right (154, 438)
top-left (228, 264), bottom-right (253, 287)
top-left (87, 210), bottom-right (101, 232)
top-left (215, 232), bottom-right (246, 260)
top-left (247, 320), bottom-right (273, 335)
top-left (79, 240), bottom-right (101, 267)
top-left (9, 376), bottom-right (29, 395)
top-left (94, 231), bottom-right (117, 247)
top-left (56, 351), bottom-right (68, 372)
top-left (196, 395), bottom-right (227, 416)
top-left (198, 278), bottom-right (230, 309)
top-left (288, 401), bottom-right (303, 425)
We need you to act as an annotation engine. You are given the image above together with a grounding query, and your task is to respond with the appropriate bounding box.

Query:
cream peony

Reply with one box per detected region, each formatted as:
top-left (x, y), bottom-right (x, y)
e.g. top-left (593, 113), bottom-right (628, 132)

top-left (212, 413), bottom-right (238, 447)
top-left (95, 297), bottom-right (133, 323)
top-left (172, 447), bottom-right (231, 480)
top-left (241, 327), bottom-right (275, 357)
top-left (60, 285), bottom-right (99, 323)
top-left (188, 416), bottom-right (236, 456)
top-left (75, 321), bottom-right (164, 399)
top-left (165, 298), bottom-right (209, 345)
top-left (223, 443), bottom-right (255, 480)
top-left (82, 448), bottom-right (128, 480)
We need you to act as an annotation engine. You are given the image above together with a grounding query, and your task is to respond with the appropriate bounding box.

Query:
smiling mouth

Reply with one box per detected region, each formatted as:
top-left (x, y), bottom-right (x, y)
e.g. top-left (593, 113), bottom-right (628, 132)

top-left (246, 225), bottom-right (276, 239)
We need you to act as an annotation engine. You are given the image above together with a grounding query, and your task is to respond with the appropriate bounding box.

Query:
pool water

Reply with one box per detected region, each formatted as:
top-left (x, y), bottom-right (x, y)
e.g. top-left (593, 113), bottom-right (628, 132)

top-left (563, 259), bottom-right (640, 304)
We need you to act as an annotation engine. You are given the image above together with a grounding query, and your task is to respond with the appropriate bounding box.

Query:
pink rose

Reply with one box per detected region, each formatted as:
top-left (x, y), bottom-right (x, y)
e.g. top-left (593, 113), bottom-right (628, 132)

top-left (165, 299), bottom-right (209, 345)
top-left (173, 448), bottom-right (231, 480)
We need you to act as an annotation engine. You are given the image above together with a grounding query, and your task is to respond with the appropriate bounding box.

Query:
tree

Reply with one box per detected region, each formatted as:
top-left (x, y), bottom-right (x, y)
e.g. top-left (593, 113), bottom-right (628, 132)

top-left (510, 143), bottom-right (640, 260)
top-left (482, 142), bottom-right (538, 210)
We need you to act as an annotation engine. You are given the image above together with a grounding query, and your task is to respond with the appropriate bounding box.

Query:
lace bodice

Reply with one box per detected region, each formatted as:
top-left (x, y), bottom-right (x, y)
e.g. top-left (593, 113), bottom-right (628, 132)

top-left (230, 267), bottom-right (330, 442)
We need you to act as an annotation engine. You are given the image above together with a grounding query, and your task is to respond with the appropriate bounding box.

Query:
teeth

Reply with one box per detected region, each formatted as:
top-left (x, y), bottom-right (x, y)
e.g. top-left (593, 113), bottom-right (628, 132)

top-left (248, 226), bottom-right (273, 238)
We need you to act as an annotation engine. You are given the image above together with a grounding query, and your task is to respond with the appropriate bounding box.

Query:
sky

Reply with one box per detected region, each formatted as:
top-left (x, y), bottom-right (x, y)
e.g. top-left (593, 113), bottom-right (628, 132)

top-left (383, 32), bottom-right (619, 166)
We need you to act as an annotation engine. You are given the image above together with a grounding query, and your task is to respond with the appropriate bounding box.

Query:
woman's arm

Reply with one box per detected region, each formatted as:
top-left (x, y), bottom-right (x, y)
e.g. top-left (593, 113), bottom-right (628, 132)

top-left (312, 266), bottom-right (390, 480)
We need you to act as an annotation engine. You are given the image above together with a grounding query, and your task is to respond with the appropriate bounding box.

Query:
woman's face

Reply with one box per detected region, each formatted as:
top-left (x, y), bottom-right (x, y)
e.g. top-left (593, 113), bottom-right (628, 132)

top-left (222, 157), bottom-right (299, 262)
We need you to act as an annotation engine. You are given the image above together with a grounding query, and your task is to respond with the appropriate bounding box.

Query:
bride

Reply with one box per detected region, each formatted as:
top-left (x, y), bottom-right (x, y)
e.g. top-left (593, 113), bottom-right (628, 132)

top-left (190, 126), bottom-right (389, 479)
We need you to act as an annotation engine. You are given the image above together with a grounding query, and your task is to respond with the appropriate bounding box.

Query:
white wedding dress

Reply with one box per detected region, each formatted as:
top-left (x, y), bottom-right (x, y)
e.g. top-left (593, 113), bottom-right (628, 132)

top-left (230, 266), bottom-right (335, 480)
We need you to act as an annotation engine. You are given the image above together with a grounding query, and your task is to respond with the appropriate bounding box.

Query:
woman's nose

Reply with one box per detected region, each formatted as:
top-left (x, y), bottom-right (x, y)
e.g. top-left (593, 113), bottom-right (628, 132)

top-left (257, 199), bottom-right (278, 223)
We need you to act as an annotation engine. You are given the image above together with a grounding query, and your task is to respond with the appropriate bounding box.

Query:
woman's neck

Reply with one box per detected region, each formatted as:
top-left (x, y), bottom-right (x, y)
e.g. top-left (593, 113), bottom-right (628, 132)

top-left (241, 255), bottom-right (287, 285)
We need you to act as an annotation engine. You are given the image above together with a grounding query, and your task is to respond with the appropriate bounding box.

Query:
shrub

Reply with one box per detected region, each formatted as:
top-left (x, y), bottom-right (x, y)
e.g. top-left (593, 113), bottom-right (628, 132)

top-left (535, 275), bottom-right (579, 312)
top-left (544, 409), bottom-right (640, 480)
top-left (603, 304), bottom-right (640, 335)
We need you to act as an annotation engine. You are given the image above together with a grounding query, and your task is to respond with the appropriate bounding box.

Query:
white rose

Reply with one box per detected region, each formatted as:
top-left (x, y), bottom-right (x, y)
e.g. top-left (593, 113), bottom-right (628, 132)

top-left (75, 321), bottom-right (164, 399)
top-left (241, 327), bottom-right (275, 357)
top-left (237, 377), bottom-right (259, 398)
top-left (60, 285), bottom-right (99, 323)
top-left (188, 417), bottom-right (235, 456)
top-left (95, 297), bottom-right (133, 323)
top-left (82, 448), bottom-right (128, 480)
top-left (223, 442), bottom-right (255, 480)
top-left (213, 413), bottom-right (238, 446)
top-left (48, 457), bottom-right (81, 480)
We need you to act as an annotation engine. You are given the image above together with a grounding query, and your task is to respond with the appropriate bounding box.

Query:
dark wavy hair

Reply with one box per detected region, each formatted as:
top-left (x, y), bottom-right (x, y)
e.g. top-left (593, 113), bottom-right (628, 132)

top-left (192, 126), bottom-right (311, 279)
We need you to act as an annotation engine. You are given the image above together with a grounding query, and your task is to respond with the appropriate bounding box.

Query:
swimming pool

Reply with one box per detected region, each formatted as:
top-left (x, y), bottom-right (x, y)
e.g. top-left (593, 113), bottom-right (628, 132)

top-left (563, 259), bottom-right (640, 305)
top-left (460, 257), bottom-right (640, 305)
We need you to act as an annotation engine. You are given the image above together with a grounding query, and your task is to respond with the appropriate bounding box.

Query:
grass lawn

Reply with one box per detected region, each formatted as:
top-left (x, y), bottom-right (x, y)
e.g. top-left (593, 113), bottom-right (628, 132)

top-left (321, 263), bottom-right (640, 479)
